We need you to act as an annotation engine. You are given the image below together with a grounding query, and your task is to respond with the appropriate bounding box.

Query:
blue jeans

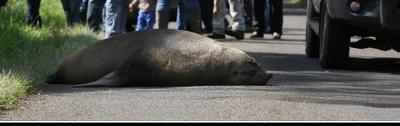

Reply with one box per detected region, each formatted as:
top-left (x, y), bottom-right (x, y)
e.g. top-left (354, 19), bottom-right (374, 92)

top-left (156, 0), bottom-right (171, 28)
top-left (264, 0), bottom-right (271, 32)
top-left (156, 0), bottom-right (199, 29)
top-left (136, 11), bottom-right (156, 31)
top-left (102, 0), bottom-right (129, 38)
top-left (156, 0), bottom-right (171, 11)
top-left (176, 0), bottom-right (200, 30)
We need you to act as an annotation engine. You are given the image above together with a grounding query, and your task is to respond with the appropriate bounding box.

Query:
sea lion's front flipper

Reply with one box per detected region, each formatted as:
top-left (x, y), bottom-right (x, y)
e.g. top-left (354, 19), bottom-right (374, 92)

top-left (72, 71), bottom-right (128, 87)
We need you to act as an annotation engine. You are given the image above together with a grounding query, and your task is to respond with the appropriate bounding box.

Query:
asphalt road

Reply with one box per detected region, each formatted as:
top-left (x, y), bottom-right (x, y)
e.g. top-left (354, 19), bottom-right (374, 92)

top-left (2, 1), bottom-right (400, 121)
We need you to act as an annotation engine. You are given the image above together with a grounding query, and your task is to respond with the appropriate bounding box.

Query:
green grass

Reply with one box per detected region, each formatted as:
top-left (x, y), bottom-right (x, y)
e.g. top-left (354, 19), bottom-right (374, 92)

top-left (0, 0), bottom-right (102, 112)
top-left (0, 70), bottom-right (31, 110)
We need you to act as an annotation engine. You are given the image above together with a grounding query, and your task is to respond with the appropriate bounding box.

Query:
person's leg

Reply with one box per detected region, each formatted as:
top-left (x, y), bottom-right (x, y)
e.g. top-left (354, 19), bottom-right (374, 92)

top-left (27, 0), bottom-right (42, 28)
top-left (146, 11), bottom-right (156, 30)
top-left (207, 0), bottom-right (226, 38)
top-left (269, 0), bottom-right (283, 38)
top-left (103, 0), bottom-right (128, 38)
top-left (251, 0), bottom-right (265, 37)
top-left (69, 0), bottom-right (83, 27)
top-left (199, 0), bottom-right (213, 33)
top-left (119, 0), bottom-right (129, 32)
top-left (242, 0), bottom-right (253, 32)
top-left (60, 0), bottom-right (72, 26)
top-left (224, 0), bottom-right (245, 39)
top-left (211, 0), bottom-right (226, 35)
top-left (228, 0), bottom-right (245, 32)
top-left (136, 11), bottom-right (146, 31)
top-left (124, 6), bottom-right (136, 32)
top-left (79, 0), bottom-right (88, 25)
top-left (176, 0), bottom-right (188, 30)
top-left (264, 0), bottom-right (271, 33)
top-left (156, 0), bottom-right (171, 29)
top-left (186, 0), bottom-right (201, 34)
top-left (86, 0), bottom-right (106, 32)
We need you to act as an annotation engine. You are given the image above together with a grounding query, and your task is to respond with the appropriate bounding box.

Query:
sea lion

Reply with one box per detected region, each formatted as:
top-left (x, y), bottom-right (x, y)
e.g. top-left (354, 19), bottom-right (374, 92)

top-left (46, 29), bottom-right (273, 87)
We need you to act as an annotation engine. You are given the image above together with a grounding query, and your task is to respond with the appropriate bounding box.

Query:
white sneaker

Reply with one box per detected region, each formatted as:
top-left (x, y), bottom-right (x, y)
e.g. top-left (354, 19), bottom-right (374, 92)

top-left (273, 32), bottom-right (281, 39)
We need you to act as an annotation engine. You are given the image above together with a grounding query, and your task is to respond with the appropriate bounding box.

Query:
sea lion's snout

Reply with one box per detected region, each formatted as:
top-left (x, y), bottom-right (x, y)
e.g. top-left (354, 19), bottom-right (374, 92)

top-left (250, 70), bottom-right (273, 85)
top-left (264, 71), bottom-right (273, 85)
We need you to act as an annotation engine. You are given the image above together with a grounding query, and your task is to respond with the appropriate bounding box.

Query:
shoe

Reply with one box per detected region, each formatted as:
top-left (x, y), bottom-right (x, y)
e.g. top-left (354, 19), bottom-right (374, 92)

top-left (225, 29), bottom-right (244, 40)
top-left (273, 32), bottom-right (281, 39)
top-left (207, 33), bottom-right (226, 39)
top-left (250, 31), bottom-right (264, 38)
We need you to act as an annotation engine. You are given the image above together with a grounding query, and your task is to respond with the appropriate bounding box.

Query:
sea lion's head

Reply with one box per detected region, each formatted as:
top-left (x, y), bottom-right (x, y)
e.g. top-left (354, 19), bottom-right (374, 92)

top-left (226, 49), bottom-right (273, 85)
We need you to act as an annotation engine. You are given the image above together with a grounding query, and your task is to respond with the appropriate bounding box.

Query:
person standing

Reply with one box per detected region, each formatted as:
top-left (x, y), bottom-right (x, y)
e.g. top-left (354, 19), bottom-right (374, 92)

top-left (155, 0), bottom-right (201, 34)
top-left (102, 0), bottom-right (130, 38)
top-left (207, 0), bottom-right (246, 40)
top-left (176, 0), bottom-right (201, 34)
top-left (86, 0), bottom-right (106, 32)
top-left (129, 0), bottom-right (157, 31)
top-left (26, 0), bottom-right (42, 28)
top-left (242, 0), bottom-right (253, 32)
top-left (154, 0), bottom-right (171, 29)
top-left (251, 0), bottom-right (282, 39)
top-left (269, 0), bottom-right (283, 39)
top-left (251, 0), bottom-right (269, 38)
top-left (124, 1), bottom-right (137, 32)
top-left (199, 0), bottom-right (213, 33)
top-left (61, 0), bottom-right (82, 27)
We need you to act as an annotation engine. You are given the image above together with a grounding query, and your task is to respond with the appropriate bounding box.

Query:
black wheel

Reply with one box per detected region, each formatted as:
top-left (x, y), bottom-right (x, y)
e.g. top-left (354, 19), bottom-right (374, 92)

top-left (319, 0), bottom-right (350, 69)
top-left (305, 0), bottom-right (319, 58)
top-left (388, 35), bottom-right (400, 52)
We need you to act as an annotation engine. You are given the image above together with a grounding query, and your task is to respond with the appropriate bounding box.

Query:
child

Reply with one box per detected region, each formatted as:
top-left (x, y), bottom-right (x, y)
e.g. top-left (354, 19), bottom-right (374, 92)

top-left (129, 0), bottom-right (157, 31)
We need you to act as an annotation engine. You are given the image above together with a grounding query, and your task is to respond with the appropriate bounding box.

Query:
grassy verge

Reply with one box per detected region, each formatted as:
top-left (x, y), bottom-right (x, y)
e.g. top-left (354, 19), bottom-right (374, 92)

top-left (0, 0), bottom-right (101, 112)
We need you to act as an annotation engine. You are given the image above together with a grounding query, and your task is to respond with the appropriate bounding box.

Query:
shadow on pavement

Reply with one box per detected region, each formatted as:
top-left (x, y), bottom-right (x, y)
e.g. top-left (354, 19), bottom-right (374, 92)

top-left (246, 51), bottom-right (400, 108)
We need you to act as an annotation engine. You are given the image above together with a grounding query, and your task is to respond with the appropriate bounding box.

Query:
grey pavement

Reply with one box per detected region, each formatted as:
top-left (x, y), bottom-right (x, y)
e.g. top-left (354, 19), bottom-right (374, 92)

top-left (2, 1), bottom-right (400, 121)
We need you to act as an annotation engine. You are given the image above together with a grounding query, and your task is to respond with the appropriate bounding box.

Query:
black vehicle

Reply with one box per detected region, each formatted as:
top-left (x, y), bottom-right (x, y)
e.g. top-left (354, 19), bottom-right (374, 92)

top-left (305, 0), bottom-right (400, 69)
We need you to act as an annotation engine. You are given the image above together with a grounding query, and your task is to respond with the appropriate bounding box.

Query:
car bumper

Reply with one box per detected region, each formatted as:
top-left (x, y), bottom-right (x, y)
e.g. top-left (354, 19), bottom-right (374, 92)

top-left (326, 0), bottom-right (400, 33)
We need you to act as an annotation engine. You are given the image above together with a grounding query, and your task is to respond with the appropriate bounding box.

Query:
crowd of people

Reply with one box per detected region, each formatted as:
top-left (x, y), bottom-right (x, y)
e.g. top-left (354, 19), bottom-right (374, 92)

top-left (0, 0), bottom-right (283, 39)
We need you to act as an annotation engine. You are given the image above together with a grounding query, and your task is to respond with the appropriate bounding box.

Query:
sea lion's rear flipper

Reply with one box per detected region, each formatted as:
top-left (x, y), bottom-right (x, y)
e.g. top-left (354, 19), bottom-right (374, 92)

top-left (72, 71), bottom-right (127, 87)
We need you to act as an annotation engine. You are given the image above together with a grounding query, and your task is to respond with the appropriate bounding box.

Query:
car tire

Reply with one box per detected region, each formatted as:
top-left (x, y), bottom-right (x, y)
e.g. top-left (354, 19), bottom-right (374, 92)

top-left (319, 0), bottom-right (350, 69)
top-left (305, 0), bottom-right (319, 58)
